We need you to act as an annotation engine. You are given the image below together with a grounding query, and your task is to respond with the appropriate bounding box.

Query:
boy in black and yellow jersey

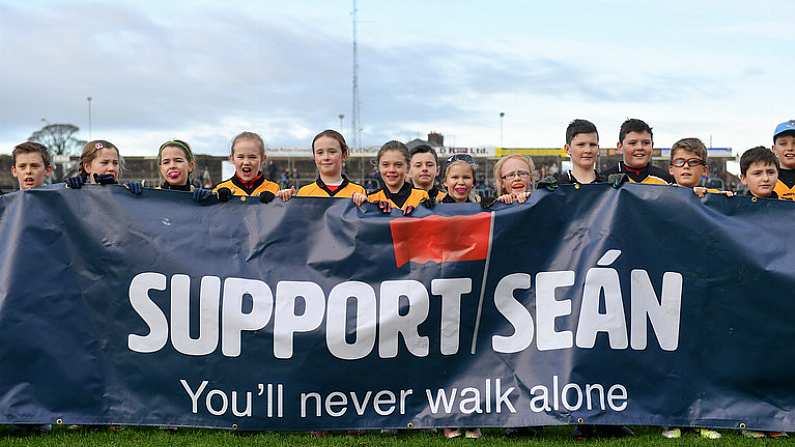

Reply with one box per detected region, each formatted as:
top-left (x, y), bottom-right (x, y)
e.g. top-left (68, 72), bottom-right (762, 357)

top-left (212, 131), bottom-right (280, 201)
top-left (603, 118), bottom-right (674, 185)
top-left (409, 144), bottom-right (445, 202)
top-left (771, 120), bottom-right (795, 200)
top-left (368, 140), bottom-right (430, 214)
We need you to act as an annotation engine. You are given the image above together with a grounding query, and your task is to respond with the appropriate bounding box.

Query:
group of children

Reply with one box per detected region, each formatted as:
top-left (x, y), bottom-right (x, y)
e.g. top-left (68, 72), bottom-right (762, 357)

top-left (2, 119), bottom-right (795, 440)
top-left (4, 119), bottom-right (794, 211)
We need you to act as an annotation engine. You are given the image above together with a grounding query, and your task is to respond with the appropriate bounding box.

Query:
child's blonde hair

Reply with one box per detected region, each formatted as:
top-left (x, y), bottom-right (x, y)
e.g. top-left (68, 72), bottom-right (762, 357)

top-left (444, 159), bottom-right (480, 203)
top-left (493, 154), bottom-right (535, 196)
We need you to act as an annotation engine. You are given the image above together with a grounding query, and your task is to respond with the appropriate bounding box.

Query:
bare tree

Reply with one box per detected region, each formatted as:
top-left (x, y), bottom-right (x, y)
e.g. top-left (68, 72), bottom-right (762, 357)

top-left (28, 123), bottom-right (86, 157)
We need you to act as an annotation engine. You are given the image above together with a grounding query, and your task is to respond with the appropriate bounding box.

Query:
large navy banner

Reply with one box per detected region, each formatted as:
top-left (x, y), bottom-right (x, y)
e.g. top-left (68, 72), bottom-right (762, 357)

top-left (0, 184), bottom-right (794, 431)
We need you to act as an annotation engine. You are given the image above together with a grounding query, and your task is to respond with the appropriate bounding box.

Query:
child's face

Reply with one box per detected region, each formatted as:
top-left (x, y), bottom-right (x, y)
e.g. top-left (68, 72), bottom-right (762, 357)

top-left (566, 132), bottom-right (599, 170)
top-left (741, 161), bottom-right (778, 198)
top-left (313, 136), bottom-right (345, 179)
top-left (12, 152), bottom-right (51, 190)
top-left (160, 146), bottom-right (193, 186)
top-left (619, 131), bottom-right (653, 169)
top-left (772, 134), bottom-right (795, 170)
top-left (86, 148), bottom-right (119, 182)
top-left (378, 150), bottom-right (408, 191)
top-left (499, 158), bottom-right (532, 194)
top-left (231, 138), bottom-right (264, 182)
top-left (409, 152), bottom-right (438, 189)
top-left (669, 149), bottom-right (707, 188)
top-left (444, 162), bottom-right (474, 202)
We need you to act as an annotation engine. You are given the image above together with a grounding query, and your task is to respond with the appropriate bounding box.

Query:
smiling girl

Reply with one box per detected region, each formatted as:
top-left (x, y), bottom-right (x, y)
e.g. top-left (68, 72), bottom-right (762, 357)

top-left (439, 154), bottom-right (479, 203)
top-left (367, 140), bottom-right (429, 214)
top-left (278, 129), bottom-right (367, 204)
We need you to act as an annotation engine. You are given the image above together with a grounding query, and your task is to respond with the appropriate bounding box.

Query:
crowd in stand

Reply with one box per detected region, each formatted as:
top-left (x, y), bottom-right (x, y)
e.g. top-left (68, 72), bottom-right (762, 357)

top-left (2, 118), bottom-right (795, 440)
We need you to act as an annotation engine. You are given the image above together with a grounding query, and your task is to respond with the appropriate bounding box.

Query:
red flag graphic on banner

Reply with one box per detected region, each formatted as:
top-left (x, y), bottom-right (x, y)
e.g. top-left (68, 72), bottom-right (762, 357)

top-left (389, 212), bottom-right (493, 268)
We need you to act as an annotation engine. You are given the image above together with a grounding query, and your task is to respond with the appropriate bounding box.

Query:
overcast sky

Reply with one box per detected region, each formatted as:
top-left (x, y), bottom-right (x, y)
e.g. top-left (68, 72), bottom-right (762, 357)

top-left (1, 0), bottom-right (792, 156)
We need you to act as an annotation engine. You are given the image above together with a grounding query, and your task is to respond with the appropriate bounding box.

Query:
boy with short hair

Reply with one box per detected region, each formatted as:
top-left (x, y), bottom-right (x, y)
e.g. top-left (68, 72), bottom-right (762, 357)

top-left (740, 146), bottom-right (779, 199)
top-left (669, 138), bottom-right (708, 188)
top-left (771, 120), bottom-right (795, 200)
top-left (556, 119), bottom-right (605, 185)
top-left (11, 142), bottom-right (52, 190)
top-left (408, 144), bottom-right (444, 201)
top-left (602, 118), bottom-right (674, 184)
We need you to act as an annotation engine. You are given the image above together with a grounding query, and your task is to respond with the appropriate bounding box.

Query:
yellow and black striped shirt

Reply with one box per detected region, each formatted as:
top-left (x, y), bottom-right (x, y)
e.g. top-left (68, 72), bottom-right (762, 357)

top-left (368, 182), bottom-right (430, 211)
top-left (602, 162), bottom-right (673, 185)
top-left (774, 170), bottom-right (795, 200)
top-left (213, 175), bottom-right (279, 197)
top-left (297, 177), bottom-right (366, 198)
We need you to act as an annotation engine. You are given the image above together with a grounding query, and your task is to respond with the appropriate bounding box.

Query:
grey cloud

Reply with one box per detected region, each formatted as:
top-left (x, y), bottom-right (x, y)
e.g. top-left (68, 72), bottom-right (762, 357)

top-left (0, 3), bottom-right (732, 154)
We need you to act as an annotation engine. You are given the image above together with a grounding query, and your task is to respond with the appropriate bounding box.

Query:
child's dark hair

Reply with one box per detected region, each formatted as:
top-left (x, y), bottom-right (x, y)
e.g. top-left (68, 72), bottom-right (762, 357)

top-left (312, 130), bottom-right (349, 157)
top-left (740, 146), bottom-right (779, 176)
top-left (377, 140), bottom-right (410, 164)
top-left (671, 138), bottom-right (707, 161)
top-left (409, 144), bottom-right (439, 165)
top-left (12, 142), bottom-right (51, 167)
top-left (618, 118), bottom-right (653, 143)
top-left (565, 119), bottom-right (599, 145)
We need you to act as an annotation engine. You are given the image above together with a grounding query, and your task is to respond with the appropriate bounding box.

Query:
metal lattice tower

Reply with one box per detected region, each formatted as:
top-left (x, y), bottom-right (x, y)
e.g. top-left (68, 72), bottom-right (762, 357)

top-left (351, 0), bottom-right (360, 151)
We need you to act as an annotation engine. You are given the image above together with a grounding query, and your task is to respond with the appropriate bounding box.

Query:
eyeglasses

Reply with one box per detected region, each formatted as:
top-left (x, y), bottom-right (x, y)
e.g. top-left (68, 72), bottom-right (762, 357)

top-left (500, 170), bottom-right (531, 180)
top-left (447, 154), bottom-right (475, 164)
top-left (670, 158), bottom-right (706, 168)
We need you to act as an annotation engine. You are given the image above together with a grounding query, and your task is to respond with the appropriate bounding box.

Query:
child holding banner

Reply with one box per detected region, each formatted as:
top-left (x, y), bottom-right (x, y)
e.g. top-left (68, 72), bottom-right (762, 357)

top-left (64, 140), bottom-right (142, 195)
top-left (657, 140), bottom-right (721, 442)
top-left (409, 144), bottom-right (444, 202)
top-left (439, 154), bottom-right (480, 203)
top-left (737, 146), bottom-right (787, 440)
top-left (278, 129), bottom-right (367, 204)
top-left (493, 154), bottom-right (535, 204)
top-left (157, 139), bottom-right (196, 191)
top-left (209, 131), bottom-right (281, 202)
top-left (602, 118), bottom-right (674, 185)
top-left (367, 141), bottom-right (430, 214)
top-left (11, 142), bottom-right (52, 190)
top-left (667, 137), bottom-right (733, 201)
top-left (739, 147), bottom-right (781, 201)
top-left (556, 119), bottom-right (605, 185)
